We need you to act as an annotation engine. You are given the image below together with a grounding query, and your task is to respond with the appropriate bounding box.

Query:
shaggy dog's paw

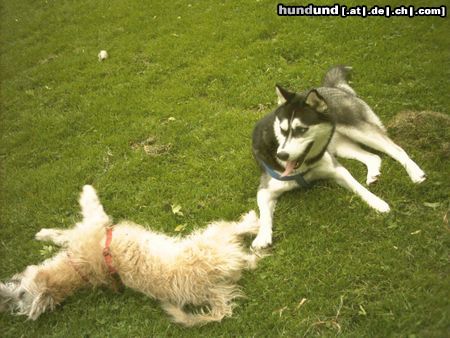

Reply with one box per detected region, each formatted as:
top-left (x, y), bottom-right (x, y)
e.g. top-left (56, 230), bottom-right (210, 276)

top-left (241, 210), bottom-right (258, 224)
top-left (252, 231), bottom-right (272, 249)
top-left (245, 254), bottom-right (258, 270)
top-left (236, 210), bottom-right (260, 235)
top-left (80, 185), bottom-right (98, 206)
top-left (35, 229), bottom-right (55, 241)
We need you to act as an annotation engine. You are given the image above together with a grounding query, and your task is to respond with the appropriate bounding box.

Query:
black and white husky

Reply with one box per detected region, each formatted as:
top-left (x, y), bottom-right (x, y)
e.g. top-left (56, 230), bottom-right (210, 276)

top-left (251, 66), bottom-right (426, 249)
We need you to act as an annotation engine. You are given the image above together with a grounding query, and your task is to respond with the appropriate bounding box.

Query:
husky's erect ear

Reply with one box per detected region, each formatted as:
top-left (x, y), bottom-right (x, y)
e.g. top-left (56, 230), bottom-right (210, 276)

top-left (305, 89), bottom-right (328, 113)
top-left (275, 84), bottom-right (295, 105)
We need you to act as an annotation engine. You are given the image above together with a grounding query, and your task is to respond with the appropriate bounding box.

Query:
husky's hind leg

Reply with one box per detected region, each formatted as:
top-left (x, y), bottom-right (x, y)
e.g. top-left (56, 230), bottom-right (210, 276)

top-left (333, 165), bottom-right (390, 213)
top-left (331, 133), bottom-right (382, 185)
top-left (337, 123), bottom-right (426, 183)
top-left (312, 153), bottom-right (390, 213)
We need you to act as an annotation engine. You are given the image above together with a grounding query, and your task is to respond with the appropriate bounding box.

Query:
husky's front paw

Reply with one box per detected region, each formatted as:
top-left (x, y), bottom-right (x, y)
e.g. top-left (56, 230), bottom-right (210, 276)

top-left (252, 231), bottom-right (272, 249)
top-left (407, 164), bottom-right (426, 184)
top-left (410, 170), bottom-right (426, 184)
top-left (371, 199), bottom-right (390, 213)
top-left (366, 173), bottom-right (380, 185)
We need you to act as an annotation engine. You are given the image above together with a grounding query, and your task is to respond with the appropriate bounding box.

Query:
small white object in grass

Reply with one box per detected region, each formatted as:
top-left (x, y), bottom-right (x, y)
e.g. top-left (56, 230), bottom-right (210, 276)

top-left (296, 298), bottom-right (307, 310)
top-left (171, 204), bottom-right (183, 216)
top-left (168, 117), bottom-right (176, 121)
top-left (98, 50), bottom-right (108, 61)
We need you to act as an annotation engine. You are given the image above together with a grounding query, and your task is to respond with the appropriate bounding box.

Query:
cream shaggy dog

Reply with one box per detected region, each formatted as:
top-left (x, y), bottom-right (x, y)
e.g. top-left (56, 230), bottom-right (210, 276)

top-left (0, 185), bottom-right (261, 326)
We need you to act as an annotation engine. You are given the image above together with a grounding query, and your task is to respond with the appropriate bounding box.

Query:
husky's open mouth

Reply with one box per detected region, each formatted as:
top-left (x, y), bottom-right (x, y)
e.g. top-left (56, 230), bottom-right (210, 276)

top-left (281, 141), bottom-right (314, 177)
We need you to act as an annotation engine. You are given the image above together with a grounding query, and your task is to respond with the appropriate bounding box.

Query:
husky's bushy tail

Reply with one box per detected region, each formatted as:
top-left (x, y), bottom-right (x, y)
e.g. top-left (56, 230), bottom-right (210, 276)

top-left (323, 65), bottom-right (356, 96)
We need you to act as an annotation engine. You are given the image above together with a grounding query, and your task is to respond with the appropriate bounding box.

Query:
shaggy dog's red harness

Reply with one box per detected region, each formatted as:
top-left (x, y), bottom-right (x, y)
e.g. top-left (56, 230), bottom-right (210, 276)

top-left (66, 252), bottom-right (89, 283)
top-left (103, 227), bottom-right (124, 292)
top-left (66, 227), bottom-right (124, 292)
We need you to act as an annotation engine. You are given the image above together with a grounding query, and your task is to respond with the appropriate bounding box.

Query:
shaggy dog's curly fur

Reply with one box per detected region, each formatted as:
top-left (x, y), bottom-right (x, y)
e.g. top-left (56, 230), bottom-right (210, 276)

top-left (0, 185), bottom-right (261, 326)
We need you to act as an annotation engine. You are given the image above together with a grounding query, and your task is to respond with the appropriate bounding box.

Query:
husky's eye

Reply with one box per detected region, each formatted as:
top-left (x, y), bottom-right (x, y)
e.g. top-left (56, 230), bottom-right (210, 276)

top-left (18, 290), bottom-right (26, 299)
top-left (280, 128), bottom-right (289, 137)
top-left (292, 127), bottom-right (309, 136)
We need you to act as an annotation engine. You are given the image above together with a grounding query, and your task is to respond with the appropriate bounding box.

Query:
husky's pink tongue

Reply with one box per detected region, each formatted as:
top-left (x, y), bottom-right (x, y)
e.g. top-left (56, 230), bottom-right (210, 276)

top-left (281, 161), bottom-right (296, 177)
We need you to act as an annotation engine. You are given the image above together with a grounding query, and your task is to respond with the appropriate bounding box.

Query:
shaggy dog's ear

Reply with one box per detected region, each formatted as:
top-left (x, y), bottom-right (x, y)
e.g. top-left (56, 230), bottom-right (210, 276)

top-left (29, 291), bottom-right (55, 320)
top-left (28, 270), bottom-right (55, 320)
top-left (0, 282), bottom-right (16, 312)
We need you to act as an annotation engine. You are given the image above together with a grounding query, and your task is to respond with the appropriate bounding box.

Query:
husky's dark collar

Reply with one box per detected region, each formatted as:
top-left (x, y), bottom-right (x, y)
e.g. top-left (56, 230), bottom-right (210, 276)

top-left (260, 160), bottom-right (310, 188)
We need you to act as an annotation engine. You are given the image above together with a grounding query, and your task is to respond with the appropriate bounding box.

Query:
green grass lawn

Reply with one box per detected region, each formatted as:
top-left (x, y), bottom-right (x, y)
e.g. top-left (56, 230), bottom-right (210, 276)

top-left (1, 0), bottom-right (449, 336)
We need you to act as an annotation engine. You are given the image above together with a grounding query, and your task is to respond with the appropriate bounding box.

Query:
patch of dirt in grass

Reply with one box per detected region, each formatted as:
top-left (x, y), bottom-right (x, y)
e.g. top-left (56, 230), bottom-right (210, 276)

top-left (388, 111), bottom-right (450, 159)
top-left (131, 136), bottom-right (172, 156)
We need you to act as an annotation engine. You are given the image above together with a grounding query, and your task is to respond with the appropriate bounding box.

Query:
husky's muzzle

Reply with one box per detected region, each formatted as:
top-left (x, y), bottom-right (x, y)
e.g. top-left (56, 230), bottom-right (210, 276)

top-left (280, 141), bottom-right (314, 176)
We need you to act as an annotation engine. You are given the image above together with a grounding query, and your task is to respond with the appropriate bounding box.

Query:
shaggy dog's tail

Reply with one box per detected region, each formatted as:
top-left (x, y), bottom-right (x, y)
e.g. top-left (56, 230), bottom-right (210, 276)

top-left (323, 65), bottom-right (356, 96)
top-left (161, 300), bottom-right (235, 327)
